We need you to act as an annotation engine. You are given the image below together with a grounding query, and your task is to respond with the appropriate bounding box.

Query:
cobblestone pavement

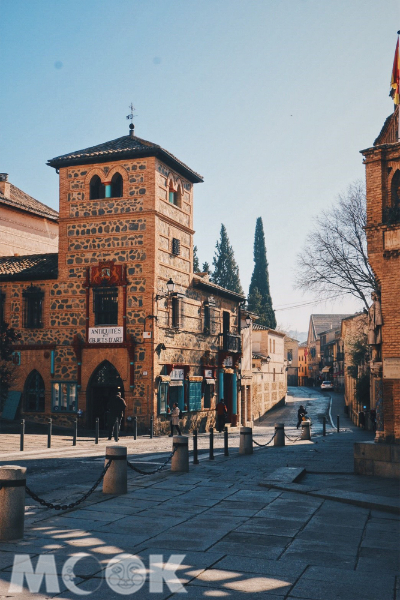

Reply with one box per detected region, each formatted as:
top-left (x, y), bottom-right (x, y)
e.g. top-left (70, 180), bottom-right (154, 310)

top-left (0, 388), bottom-right (399, 599)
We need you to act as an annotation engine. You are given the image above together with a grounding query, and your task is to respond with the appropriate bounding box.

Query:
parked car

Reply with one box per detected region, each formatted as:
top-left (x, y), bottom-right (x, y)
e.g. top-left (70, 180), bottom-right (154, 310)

top-left (321, 381), bottom-right (334, 390)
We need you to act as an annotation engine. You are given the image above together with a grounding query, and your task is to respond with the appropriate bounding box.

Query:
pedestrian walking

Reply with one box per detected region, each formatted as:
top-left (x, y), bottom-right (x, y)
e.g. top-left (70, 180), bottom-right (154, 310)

top-left (369, 409), bottom-right (377, 433)
top-left (216, 399), bottom-right (228, 433)
top-left (107, 391), bottom-right (126, 440)
top-left (170, 402), bottom-right (182, 436)
top-left (296, 405), bottom-right (307, 429)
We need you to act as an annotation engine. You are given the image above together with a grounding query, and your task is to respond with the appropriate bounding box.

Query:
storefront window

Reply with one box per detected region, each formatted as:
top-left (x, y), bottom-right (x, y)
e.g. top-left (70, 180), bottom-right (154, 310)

top-left (52, 383), bottom-right (78, 413)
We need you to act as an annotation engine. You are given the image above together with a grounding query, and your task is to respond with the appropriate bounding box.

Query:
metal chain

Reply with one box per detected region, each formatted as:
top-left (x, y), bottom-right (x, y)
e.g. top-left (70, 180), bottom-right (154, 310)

top-left (284, 432), bottom-right (303, 442)
top-left (25, 460), bottom-right (112, 511)
top-left (252, 430), bottom-right (277, 447)
top-left (127, 447), bottom-right (177, 475)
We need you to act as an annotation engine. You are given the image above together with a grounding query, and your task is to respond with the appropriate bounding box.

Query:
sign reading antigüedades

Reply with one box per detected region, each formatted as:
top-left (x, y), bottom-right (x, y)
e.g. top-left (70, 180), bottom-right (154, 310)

top-left (88, 327), bottom-right (123, 343)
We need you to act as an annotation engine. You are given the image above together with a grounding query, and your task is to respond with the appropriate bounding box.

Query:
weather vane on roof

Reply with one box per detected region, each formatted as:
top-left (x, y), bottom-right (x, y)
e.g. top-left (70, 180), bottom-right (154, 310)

top-left (126, 103), bottom-right (136, 136)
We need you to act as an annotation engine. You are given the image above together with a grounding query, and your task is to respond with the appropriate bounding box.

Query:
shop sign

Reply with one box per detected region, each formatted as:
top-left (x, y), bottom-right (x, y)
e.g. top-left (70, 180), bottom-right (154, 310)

top-left (204, 369), bottom-right (213, 378)
top-left (223, 356), bottom-right (233, 367)
top-left (383, 358), bottom-right (400, 379)
top-left (171, 368), bottom-right (184, 380)
top-left (88, 327), bottom-right (123, 343)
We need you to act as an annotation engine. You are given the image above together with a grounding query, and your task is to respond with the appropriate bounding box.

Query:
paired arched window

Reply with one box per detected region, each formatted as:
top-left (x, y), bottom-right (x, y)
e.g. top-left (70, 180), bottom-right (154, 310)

top-left (24, 370), bottom-right (45, 412)
top-left (111, 173), bottom-right (123, 198)
top-left (89, 173), bottom-right (123, 199)
top-left (90, 175), bottom-right (105, 200)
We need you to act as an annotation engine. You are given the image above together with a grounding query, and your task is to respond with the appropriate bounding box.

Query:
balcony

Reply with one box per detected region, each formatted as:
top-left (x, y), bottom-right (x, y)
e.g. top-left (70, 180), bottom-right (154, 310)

top-left (220, 332), bottom-right (241, 353)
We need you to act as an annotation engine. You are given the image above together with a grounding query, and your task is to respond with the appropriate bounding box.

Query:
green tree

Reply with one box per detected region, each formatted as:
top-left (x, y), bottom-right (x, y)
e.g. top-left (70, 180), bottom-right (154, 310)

top-left (212, 224), bottom-right (244, 294)
top-left (202, 261), bottom-right (211, 275)
top-left (248, 217), bottom-right (276, 328)
top-left (0, 321), bottom-right (20, 409)
top-left (193, 245), bottom-right (200, 273)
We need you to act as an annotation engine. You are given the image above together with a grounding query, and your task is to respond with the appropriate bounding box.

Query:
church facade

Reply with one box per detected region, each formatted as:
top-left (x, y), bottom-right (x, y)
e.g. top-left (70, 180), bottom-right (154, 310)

top-left (0, 126), bottom-right (245, 433)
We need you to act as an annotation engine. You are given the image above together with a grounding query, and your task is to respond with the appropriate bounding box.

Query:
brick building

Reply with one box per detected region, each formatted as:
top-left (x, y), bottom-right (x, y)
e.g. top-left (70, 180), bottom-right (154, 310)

top-left (306, 314), bottom-right (351, 386)
top-left (298, 343), bottom-right (309, 386)
top-left (0, 173), bottom-right (58, 256)
top-left (0, 127), bottom-right (245, 433)
top-left (360, 105), bottom-right (400, 450)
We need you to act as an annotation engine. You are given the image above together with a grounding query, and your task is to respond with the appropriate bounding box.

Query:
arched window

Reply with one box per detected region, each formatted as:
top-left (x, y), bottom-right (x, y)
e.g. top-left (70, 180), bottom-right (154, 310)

top-left (90, 175), bottom-right (105, 200)
top-left (24, 370), bottom-right (45, 412)
top-left (391, 170), bottom-right (400, 208)
top-left (111, 173), bottom-right (123, 198)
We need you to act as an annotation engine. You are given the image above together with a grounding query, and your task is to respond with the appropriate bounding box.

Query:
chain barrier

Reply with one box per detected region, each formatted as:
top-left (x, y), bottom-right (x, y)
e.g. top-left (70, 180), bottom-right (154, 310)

top-left (126, 447), bottom-right (177, 475)
top-left (252, 430), bottom-right (277, 447)
top-left (25, 459), bottom-right (113, 511)
top-left (284, 432), bottom-right (303, 442)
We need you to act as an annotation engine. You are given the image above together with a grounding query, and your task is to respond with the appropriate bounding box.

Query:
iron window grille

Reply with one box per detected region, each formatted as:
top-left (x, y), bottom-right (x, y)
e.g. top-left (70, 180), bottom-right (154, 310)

top-left (172, 238), bottom-right (181, 256)
top-left (23, 286), bottom-right (44, 328)
top-left (204, 303), bottom-right (211, 334)
top-left (93, 287), bottom-right (118, 326)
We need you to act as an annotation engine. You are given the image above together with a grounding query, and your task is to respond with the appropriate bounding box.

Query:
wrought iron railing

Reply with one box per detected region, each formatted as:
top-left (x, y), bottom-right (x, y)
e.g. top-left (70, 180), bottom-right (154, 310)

top-left (220, 332), bottom-right (241, 353)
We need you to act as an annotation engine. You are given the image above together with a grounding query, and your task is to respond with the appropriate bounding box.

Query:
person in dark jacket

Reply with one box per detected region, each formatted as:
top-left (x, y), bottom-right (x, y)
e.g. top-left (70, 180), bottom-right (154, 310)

top-left (108, 391), bottom-right (126, 440)
top-left (216, 399), bottom-right (228, 433)
top-left (296, 405), bottom-right (307, 429)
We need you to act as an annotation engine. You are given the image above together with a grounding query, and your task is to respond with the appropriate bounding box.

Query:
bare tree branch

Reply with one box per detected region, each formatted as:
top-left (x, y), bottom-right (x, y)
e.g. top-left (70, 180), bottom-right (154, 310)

top-left (296, 181), bottom-right (377, 310)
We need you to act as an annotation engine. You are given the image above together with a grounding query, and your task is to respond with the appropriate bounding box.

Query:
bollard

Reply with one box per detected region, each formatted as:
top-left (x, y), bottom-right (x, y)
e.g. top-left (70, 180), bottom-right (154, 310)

top-left (0, 465), bottom-right (27, 541)
top-left (133, 416), bottom-right (137, 440)
top-left (209, 427), bottom-right (214, 460)
top-left (224, 426), bottom-right (229, 456)
top-left (114, 418), bottom-right (119, 442)
top-left (95, 418), bottom-right (99, 445)
top-left (171, 436), bottom-right (189, 473)
top-left (47, 418), bottom-right (52, 449)
top-left (150, 416), bottom-right (154, 439)
top-left (301, 421), bottom-right (311, 440)
top-left (323, 416), bottom-right (326, 436)
top-left (337, 415), bottom-right (340, 433)
top-left (73, 419), bottom-right (77, 446)
top-left (193, 429), bottom-right (199, 465)
top-left (103, 446), bottom-right (127, 494)
top-left (20, 420), bottom-right (25, 452)
top-left (239, 427), bottom-right (253, 455)
top-left (274, 423), bottom-right (285, 447)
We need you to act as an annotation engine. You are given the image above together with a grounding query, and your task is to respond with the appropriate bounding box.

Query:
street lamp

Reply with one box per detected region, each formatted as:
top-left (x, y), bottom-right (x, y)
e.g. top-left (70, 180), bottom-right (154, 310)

top-left (155, 278), bottom-right (175, 301)
top-left (245, 315), bottom-right (252, 328)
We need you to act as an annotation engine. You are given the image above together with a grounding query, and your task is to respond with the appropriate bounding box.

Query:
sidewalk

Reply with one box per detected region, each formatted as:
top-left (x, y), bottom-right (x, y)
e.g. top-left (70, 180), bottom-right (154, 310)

top-left (0, 389), bottom-right (399, 599)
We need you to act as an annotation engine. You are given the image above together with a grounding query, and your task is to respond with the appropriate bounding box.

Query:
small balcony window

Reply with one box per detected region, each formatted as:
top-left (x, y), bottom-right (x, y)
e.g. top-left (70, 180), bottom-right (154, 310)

top-left (93, 287), bottom-right (118, 325)
top-left (23, 286), bottom-right (44, 328)
top-left (172, 238), bottom-right (181, 256)
top-left (171, 296), bottom-right (181, 328)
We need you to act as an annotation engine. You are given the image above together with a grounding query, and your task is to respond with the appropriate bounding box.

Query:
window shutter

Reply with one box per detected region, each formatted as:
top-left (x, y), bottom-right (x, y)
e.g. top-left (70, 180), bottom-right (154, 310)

top-left (172, 238), bottom-right (180, 255)
top-left (189, 382), bottom-right (202, 411)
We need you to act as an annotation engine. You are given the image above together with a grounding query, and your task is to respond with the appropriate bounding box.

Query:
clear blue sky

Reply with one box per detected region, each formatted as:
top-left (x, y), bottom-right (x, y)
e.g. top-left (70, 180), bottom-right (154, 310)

top-left (1, 0), bottom-right (399, 332)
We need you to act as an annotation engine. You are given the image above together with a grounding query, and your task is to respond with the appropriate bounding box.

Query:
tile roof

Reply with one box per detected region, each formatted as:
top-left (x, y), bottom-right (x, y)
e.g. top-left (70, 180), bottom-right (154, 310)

top-left (192, 275), bottom-right (245, 301)
top-left (252, 323), bottom-right (286, 336)
top-left (311, 314), bottom-right (351, 339)
top-left (0, 253), bottom-right (58, 281)
top-left (0, 184), bottom-right (58, 221)
top-left (47, 134), bottom-right (204, 183)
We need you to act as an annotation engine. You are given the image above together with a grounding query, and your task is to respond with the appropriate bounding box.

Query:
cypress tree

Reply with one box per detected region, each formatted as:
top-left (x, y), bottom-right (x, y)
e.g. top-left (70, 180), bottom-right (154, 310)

top-left (193, 245), bottom-right (200, 273)
top-left (202, 261), bottom-right (211, 275)
top-left (248, 217), bottom-right (276, 328)
top-left (212, 224), bottom-right (244, 295)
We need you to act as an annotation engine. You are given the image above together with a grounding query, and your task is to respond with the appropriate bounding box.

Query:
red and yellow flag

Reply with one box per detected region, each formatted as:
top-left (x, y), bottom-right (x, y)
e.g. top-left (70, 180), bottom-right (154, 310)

top-left (390, 36), bottom-right (400, 104)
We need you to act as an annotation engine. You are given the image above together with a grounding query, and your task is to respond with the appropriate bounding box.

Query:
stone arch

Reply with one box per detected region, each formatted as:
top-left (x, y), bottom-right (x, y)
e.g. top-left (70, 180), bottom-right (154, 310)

top-left (23, 369), bottom-right (45, 413)
top-left (106, 165), bottom-right (129, 198)
top-left (86, 360), bottom-right (125, 429)
top-left (85, 167), bottom-right (106, 200)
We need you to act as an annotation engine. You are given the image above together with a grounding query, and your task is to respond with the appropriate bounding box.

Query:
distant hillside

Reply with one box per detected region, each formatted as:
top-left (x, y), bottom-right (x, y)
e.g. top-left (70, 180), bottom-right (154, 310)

top-left (286, 330), bottom-right (308, 343)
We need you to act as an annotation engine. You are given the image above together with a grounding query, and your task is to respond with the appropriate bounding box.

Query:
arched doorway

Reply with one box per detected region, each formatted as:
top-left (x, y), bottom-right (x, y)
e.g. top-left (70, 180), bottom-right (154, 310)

top-left (86, 361), bottom-right (124, 429)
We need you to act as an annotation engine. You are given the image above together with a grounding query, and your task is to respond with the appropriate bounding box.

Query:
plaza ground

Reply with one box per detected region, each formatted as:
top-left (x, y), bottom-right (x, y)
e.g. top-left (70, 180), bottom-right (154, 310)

top-left (0, 387), bottom-right (399, 599)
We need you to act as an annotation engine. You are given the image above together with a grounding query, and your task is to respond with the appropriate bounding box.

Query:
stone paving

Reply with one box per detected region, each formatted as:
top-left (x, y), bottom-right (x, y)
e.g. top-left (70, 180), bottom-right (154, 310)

top-left (0, 388), bottom-right (399, 599)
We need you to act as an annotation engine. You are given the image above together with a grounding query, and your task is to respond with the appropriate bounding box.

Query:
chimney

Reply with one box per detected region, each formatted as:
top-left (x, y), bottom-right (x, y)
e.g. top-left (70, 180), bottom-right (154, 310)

top-left (129, 123), bottom-right (135, 138)
top-left (0, 173), bottom-right (10, 199)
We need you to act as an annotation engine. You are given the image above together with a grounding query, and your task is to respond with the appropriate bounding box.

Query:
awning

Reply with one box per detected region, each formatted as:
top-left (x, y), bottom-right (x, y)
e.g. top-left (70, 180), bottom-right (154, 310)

top-left (321, 366), bottom-right (331, 373)
top-left (159, 375), bottom-right (171, 382)
top-left (169, 380), bottom-right (183, 387)
top-left (205, 379), bottom-right (216, 385)
top-left (188, 376), bottom-right (203, 382)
